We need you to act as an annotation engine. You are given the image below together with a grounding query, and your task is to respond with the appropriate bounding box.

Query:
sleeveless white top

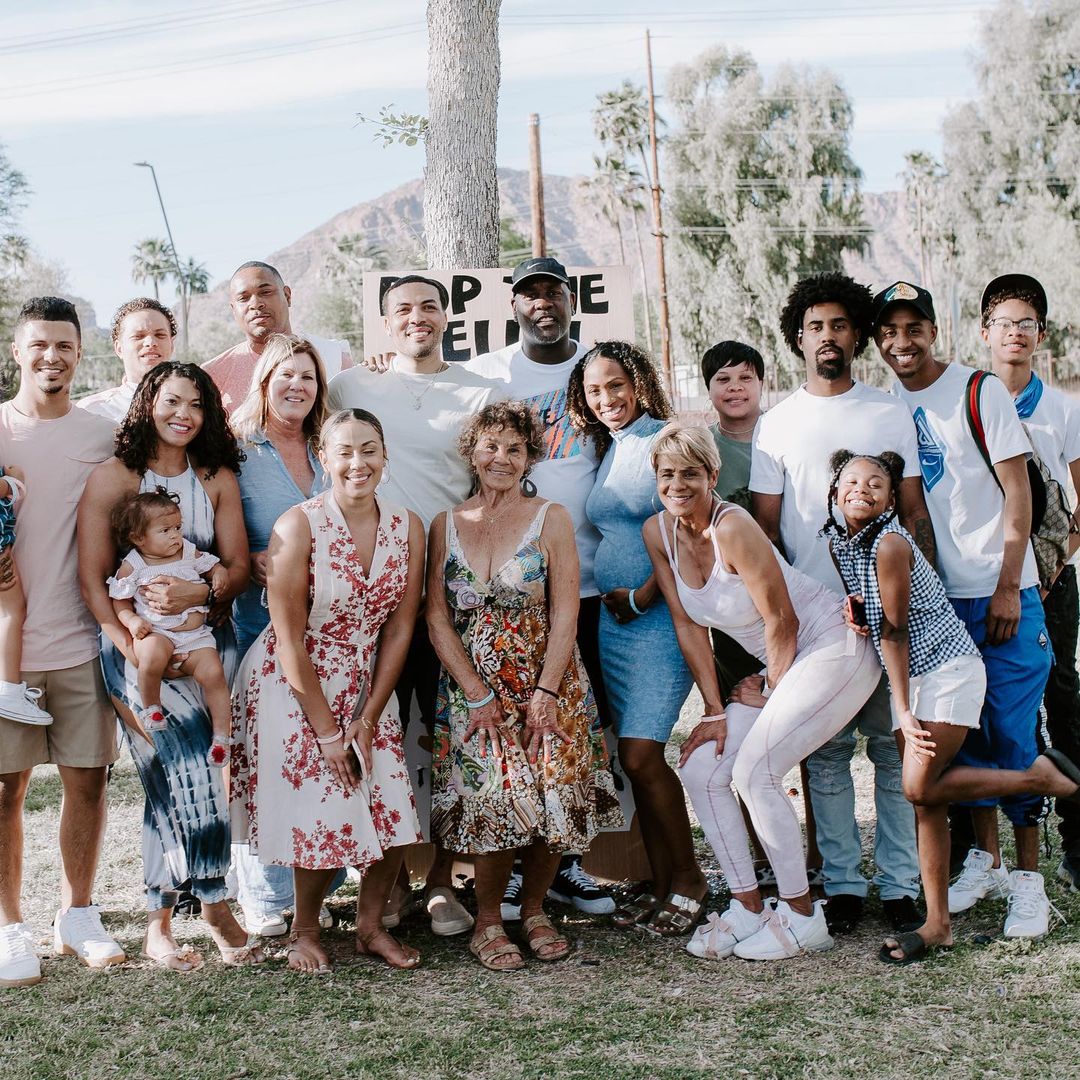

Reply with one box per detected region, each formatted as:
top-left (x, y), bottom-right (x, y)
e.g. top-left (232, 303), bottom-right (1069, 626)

top-left (659, 501), bottom-right (845, 664)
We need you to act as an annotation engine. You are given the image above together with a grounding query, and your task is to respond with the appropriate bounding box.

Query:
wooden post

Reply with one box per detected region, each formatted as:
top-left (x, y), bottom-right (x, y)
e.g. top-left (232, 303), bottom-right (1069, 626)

top-left (529, 112), bottom-right (546, 257)
top-left (645, 29), bottom-right (673, 398)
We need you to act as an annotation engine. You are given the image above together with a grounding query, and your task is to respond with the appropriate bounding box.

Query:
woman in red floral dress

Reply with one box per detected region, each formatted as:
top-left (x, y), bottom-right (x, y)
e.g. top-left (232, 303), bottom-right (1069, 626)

top-left (230, 409), bottom-right (426, 974)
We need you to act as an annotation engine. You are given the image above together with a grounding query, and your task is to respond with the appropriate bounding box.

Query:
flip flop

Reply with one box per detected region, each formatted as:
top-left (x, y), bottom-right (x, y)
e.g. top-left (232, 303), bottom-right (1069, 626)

top-left (140, 942), bottom-right (203, 972)
top-left (1044, 748), bottom-right (1080, 803)
top-left (878, 931), bottom-right (949, 966)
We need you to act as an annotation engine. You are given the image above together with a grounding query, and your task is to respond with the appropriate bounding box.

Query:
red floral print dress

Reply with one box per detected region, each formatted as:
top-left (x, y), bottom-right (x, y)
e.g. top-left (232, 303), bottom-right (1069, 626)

top-left (230, 493), bottom-right (421, 871)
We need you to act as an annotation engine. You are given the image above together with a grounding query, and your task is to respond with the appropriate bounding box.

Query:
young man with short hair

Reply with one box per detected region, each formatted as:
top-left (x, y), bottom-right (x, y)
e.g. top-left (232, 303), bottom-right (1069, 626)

top-left (702, 340), bottom-right (764, 509)
top-left (751, 273), bottom-right (926, 934)
top-left (874, 280), bottom-right (1054, 937)
top-left (0, 298), bottom-right (121, 987)
top-left (78, 297), bottom-right (176, 423)
top-left (982, 273), bottom-right (1080, 894)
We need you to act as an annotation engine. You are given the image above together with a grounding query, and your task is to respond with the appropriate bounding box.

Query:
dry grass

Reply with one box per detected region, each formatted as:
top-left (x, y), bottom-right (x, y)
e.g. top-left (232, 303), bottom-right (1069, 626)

top-left (4, 692), bottom-right (1080, 1080)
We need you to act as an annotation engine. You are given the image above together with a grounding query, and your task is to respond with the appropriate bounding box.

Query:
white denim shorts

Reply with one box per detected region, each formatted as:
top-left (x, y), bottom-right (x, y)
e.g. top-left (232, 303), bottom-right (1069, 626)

top-left (891, 653), bottom-right (987, 731)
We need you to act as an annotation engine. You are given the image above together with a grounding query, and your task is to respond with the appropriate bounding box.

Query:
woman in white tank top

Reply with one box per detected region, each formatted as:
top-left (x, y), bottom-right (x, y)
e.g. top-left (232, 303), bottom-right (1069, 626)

top-left (642, 424), bottom-right (881, 961)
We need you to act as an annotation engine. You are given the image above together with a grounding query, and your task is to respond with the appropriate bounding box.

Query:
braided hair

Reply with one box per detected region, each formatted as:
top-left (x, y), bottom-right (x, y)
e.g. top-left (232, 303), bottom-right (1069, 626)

top-left (820, 448), bottom-right (905, 548)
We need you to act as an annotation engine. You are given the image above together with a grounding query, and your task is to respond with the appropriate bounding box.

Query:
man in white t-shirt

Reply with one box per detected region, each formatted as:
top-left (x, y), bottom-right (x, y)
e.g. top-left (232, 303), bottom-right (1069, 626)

top-left (0, 297), bottom-right (122, 988)
top-left (330, 274), bottom-right (504, 938)
top-left (874, 279), bottom-right (1053, 938)
top-left (78, 298), bottom-right (176, 424)
top-left (467, 256), bottom-right (615, 917)
top-left (982, 274), bottom-right (1080, 896)
top-left (751, 272), bottom-right (927, 935)
top-left (204, 261), bottom-right (353, 414)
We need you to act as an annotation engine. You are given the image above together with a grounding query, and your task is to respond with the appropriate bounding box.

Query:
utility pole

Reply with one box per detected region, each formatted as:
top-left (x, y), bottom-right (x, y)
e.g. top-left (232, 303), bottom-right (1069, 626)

top-left (644, 30), bottom-right (673, 398)
top-left (528, 113), bottom-right (546, 257)
top-left (134, 161), bottom-right (188, 356)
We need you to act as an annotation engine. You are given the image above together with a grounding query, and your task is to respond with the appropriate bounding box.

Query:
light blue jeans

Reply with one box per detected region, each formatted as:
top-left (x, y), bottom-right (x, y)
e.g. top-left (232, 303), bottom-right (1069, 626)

top-left (806, 674), bottom-right (919, 901)
top-left (233, 845), bottom-right (347, 918)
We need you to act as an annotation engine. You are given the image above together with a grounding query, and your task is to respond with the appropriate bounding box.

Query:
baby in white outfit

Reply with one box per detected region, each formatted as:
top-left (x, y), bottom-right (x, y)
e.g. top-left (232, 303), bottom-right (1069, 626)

top-left (107, 490), bottom-right (232, 766)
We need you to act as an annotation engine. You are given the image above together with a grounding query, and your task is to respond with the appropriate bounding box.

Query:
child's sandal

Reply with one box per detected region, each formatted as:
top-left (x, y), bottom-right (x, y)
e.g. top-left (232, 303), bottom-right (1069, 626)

top-left (207, 736), bottom-right (231, 768)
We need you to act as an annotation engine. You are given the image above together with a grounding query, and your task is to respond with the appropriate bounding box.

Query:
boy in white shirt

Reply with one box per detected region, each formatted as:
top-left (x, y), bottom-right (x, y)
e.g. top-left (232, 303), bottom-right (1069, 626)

top-left (982, 273), bottom-right (1080, 894)
top-left (874, 280), bottom-right (1053, 938)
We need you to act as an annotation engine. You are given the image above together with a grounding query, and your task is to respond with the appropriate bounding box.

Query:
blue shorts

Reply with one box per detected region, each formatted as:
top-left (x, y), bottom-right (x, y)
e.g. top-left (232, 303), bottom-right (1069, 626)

top-left (0, 467), bottom-right (14, 551)
top-left (950, 587), bottom-right (1052, 827)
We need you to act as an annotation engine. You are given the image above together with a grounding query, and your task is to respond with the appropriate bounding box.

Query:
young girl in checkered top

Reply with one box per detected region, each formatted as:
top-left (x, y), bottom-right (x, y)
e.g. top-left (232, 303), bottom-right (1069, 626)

top-left (107, 490), bottom-right (232, 766)
top-left (826, 449), bottom-right (1080, 962)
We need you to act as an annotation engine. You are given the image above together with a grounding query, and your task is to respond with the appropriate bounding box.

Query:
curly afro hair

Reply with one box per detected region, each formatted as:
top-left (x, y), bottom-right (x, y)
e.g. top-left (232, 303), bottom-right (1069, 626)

top-left (114, 361), bottom-right (244, 478)
top-left (566, 340), bottom-right (672, 458)
top-left (457, 400), bottom-right (545, 485)
top-left (779, 273), bottom-right (874, 360)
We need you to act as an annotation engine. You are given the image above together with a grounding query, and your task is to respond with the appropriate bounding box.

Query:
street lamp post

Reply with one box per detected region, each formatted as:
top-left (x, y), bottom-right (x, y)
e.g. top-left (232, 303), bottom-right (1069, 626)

top-left (134, 161), bottom-right (189, 356)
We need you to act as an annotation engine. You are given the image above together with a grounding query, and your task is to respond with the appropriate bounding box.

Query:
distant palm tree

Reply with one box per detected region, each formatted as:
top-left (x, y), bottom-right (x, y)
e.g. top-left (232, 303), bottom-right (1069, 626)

top-left (177, 256), bottom-right (209, 296)
top-left (131, 238), bottom-right (173, 301)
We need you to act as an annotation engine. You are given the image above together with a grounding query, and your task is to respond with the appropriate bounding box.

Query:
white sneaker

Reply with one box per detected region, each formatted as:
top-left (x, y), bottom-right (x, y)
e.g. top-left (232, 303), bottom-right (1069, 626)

top-left (0, 682), bottom-right (52, 726)
top-left (686, 899), bottom-right (771, 960)
top-left (53, 906), bottom-right (125, 968)
top-left (0, 922), bottom-right (42, 987)
top-left (733, 899), bottom-right (833, 961)
top-left (948, 849), bottom-right (1011, 914)
top-left (242, 909), bottom-right (288, 936)
top-left (1003, 870), bottom-right (1053, 939)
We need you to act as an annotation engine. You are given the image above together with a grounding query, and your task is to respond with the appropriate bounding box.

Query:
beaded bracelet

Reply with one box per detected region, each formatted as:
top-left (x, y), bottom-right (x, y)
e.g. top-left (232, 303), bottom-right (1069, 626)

top-left (465, 688), bottom-right (495, 709)
top-left (315, 730), bottom-right (343, 745)
top-left (534, 685), bottom-right (559, 699)
top-left (628, 588), bottom-right (645, 616)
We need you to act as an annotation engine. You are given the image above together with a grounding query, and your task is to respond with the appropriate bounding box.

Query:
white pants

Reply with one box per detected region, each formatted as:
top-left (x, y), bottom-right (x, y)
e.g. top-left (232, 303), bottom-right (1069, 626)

top-left (680, 625), bottom-right (881, 900)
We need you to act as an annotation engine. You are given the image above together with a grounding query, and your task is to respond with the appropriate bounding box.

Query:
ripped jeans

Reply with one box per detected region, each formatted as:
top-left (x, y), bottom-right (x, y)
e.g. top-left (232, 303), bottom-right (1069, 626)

top-left (806, 674), bottom-right (919, 901)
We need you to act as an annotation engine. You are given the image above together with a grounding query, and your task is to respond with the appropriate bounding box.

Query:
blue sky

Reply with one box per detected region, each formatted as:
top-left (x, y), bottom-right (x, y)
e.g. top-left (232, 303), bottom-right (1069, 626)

top-left (0, 0), bottom-right (994, 327)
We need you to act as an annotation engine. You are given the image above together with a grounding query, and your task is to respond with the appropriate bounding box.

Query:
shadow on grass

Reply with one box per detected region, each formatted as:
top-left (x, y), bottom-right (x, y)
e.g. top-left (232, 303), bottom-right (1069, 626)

top-left (24, 761), bottom-right (146, 815)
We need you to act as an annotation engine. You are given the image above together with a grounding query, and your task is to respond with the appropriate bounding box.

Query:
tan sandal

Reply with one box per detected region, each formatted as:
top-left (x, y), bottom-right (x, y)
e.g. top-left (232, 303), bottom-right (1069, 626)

top-left (468, 924), bottom-right (524, 972)
top-left (612, 891), bottom-right (659, 930)
top-left (217, 935), bottom-right (267, 967)
top-left (356, 927), bottom-right (420, 969)
top-left (140, 941), bottom-right (203, 972)
top-left (522, 913), bottom-right (570, 962)
top-left (644, 891), bottom-right (707, 937)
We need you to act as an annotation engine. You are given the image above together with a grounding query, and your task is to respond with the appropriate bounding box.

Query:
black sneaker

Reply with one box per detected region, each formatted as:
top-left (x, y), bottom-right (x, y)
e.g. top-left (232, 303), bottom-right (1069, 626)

top-left (500, 869), bottom-right (523, 922)
top-left (547, 856), bottom-right (616, 914)
top-left (883, 896), bottom-right (922, 932)
top-left (824, 893), bottom-right (864, 934)
top-left (1058, 854), bottom-right (1080, 894)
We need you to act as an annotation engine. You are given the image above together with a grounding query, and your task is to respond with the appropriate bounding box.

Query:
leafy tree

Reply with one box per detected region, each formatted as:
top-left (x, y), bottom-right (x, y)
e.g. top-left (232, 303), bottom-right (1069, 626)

top-left (311, 235), bottom-right (392, 352)
top-left (0, 143), bottom-right (30, 375)
top-left (178, 256), bottom-right (210, 297)
top-left (499, 217), bottom-right (532, 264)
top-left (905, 0), bottom-right (1080, 367)
top-left (131, 238), bottom-right (174, 302)
top-left (665, 47), bottom-right (867, 378)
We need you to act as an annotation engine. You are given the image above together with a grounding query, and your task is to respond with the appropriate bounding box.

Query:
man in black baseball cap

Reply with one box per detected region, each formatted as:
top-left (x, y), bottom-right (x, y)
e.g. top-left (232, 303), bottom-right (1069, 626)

top-left (872, 281), bottom-right (939, 387)
top-left (873, 280), bottom-right (936, 328)
top-left (511, 256), bottom-right (571, 290)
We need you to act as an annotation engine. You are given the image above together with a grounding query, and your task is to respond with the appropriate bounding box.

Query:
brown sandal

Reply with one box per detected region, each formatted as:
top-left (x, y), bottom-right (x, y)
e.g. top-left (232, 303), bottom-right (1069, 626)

top-left (522, 913), bottom-right (570, 962)
top-left (469, 924), bottom-right (524, 972)
top-left (644, 891), bottom-right (708, 937)
top-left (286, 925), bottom-right (331, 975)
top-left (612, 892), bottom-right (659, 930)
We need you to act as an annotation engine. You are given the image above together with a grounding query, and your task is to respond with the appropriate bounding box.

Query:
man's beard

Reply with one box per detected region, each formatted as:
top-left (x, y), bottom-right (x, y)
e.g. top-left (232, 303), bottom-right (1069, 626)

top-left (815, 356), bottom-right (847, 381)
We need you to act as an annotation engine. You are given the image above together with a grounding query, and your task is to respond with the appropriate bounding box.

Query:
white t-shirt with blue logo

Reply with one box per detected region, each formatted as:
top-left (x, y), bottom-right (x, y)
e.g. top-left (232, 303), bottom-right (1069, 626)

top-left (1020, 381), bottom-right (1080, 497)
top-left (891, 362), bottom-right (1038, 599)
top-left (750, 380), bottom-right (921, 591)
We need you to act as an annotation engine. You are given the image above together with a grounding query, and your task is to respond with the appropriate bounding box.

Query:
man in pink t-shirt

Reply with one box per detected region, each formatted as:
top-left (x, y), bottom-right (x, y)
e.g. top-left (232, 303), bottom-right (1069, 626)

top-left (0, 297), bottom-right (122, 987)
top-left (203, 261), bottom-right (353, 414)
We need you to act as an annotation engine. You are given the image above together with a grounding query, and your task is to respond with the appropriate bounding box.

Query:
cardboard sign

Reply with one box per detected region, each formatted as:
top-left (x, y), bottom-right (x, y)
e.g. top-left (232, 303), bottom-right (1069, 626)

top-left (362, 266), bottom-right (635, 361)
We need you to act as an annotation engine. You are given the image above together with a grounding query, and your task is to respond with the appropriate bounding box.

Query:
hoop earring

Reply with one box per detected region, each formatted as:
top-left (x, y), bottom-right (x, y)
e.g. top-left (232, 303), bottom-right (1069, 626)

top-left (521, 475), bottom-right (537, 498)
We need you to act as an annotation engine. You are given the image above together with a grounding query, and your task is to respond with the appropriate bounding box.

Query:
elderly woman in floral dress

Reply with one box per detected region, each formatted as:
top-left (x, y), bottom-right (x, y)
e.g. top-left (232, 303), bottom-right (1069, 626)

top-left (426, 401), bottom-right (622, 972)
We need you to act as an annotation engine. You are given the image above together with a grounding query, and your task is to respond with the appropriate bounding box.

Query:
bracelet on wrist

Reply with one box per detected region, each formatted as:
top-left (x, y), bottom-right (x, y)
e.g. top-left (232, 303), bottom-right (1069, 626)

top-left (315, 729), bottom-right (343, 745)
top-left (628, 588), bottom-right (645, 616)
top-left (534, 685), bottom-right (559, 699)
top-left (702, 712), bottom-right (726, 722)
top-left (465, 687), bottom-right (495, 709)
top-left (760, 677), bottom-right (773, 699)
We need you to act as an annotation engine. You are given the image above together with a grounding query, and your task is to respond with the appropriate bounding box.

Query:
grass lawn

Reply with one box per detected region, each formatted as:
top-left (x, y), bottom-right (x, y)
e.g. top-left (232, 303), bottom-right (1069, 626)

top-left (4, 694), bottom-right (1080, 1080)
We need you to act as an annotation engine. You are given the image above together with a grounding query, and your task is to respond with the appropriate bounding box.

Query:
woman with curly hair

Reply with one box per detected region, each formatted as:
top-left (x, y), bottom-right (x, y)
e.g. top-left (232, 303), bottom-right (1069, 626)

top-left (567, 341), bottom-right (703, 936)
top-left (78, 361), bottom-right (259, 971)
top-left (426, 401), bottom-right (622, 971)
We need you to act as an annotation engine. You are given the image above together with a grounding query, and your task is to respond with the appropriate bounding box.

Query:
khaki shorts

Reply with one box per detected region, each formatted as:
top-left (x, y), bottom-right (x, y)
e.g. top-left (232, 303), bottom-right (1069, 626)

top-left (0, 658), bottom-right (118, 774)
top-left (890, 654), bottom-right (987, 731)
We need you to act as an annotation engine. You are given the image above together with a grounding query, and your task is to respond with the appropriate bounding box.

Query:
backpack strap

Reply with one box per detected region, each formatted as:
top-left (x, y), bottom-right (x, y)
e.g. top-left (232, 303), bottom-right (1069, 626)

top-left (964, 370), bottom-right (1004, 495)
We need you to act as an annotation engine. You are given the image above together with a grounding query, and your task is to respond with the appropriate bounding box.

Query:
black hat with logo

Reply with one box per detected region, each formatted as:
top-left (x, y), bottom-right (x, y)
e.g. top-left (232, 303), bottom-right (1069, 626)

top-left (872, 281), bottom-right (936, 326)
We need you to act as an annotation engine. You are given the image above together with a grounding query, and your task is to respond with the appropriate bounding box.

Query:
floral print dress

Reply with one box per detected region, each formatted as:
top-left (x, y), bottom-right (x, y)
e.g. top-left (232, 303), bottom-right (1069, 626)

top-left (431, 500), bottom-right (623, 855)
top-left (230, 493), bottom-right (421, 871)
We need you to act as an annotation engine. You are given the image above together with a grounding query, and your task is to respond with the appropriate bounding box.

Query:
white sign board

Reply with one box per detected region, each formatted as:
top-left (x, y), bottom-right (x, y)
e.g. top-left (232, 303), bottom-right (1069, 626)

top-left (362, 266), bottom-right (635, 361)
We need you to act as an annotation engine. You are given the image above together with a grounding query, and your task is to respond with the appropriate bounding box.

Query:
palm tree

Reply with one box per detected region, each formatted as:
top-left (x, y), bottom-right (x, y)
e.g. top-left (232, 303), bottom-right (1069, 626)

top-left (177, 256), bottom-right (209, 296)
top-left (131, 238), bottom-right (173, 301)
